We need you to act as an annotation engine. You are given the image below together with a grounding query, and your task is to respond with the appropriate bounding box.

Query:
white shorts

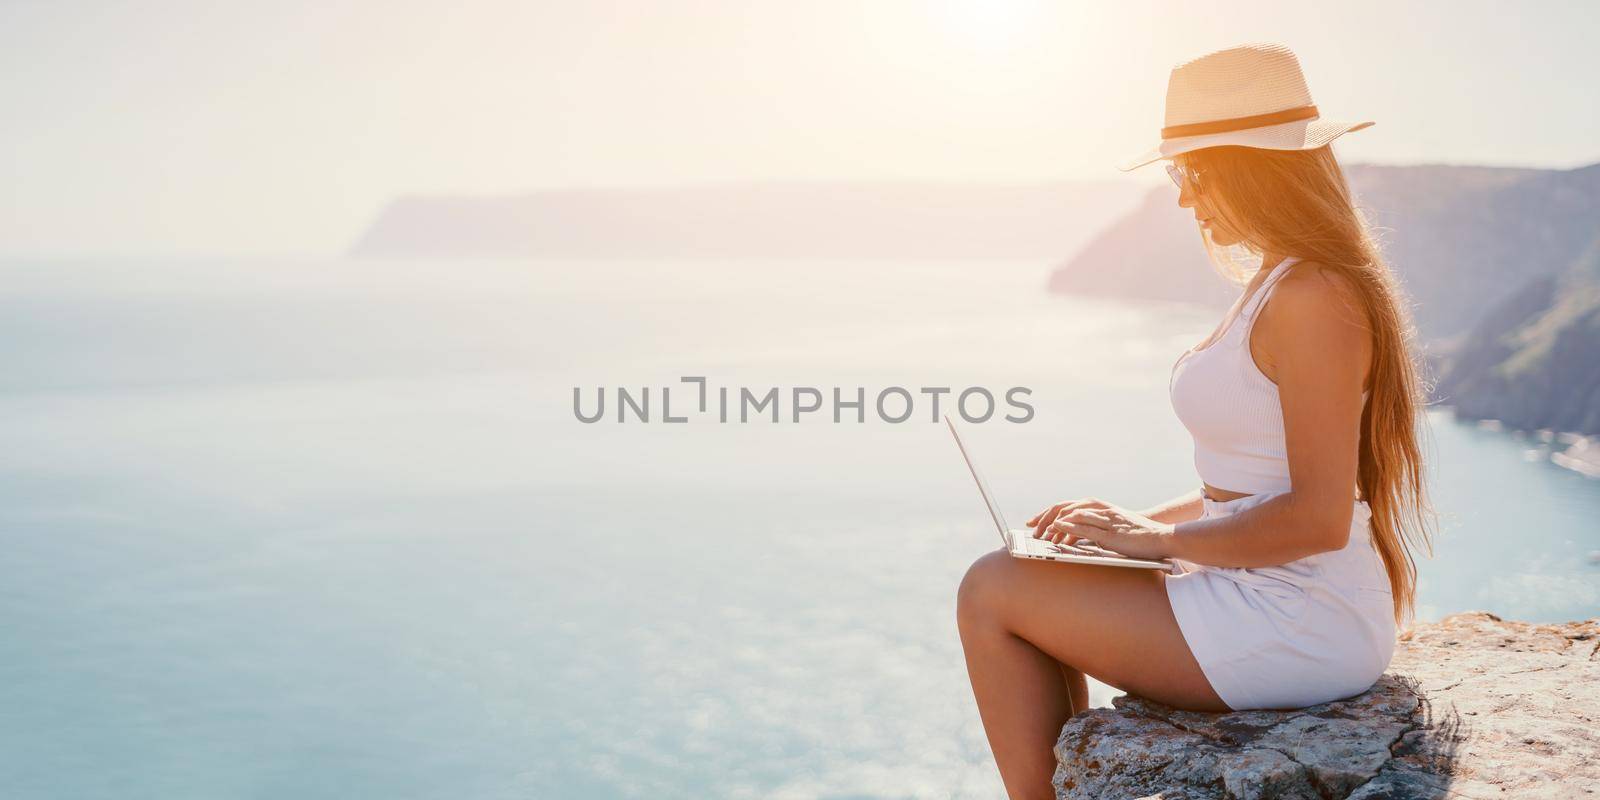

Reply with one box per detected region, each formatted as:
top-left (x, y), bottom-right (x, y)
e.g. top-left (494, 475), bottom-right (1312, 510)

top-left (1163, 490), bottom-right (1397, 711)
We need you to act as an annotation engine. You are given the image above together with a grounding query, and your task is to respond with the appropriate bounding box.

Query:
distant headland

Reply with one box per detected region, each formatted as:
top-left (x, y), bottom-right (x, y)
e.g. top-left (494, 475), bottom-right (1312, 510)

top-left (348, 180), bottom-right (1145, 261)
top-left (348, 163), bottom-right (1600, 451)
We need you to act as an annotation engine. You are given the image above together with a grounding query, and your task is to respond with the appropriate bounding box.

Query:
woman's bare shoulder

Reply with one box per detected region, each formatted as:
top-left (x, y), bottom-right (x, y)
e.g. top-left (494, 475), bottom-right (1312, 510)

top-left (1271, 260), bottom-right (1370, 331)
top-left (1254, 260), bottom-right (1373, 376)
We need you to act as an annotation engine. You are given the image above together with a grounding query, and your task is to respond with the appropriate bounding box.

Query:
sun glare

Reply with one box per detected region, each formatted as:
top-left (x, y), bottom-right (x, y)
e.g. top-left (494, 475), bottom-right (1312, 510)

top-left (935, 0), bottom-right (1043, 50)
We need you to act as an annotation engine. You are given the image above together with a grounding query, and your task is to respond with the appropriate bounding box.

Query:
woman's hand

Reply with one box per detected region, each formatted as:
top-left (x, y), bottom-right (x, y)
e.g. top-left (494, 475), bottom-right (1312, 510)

top-left (1025, 496), bottom-right (1116, 544)
top-left (1044, 504), bottom-right (1178, 560)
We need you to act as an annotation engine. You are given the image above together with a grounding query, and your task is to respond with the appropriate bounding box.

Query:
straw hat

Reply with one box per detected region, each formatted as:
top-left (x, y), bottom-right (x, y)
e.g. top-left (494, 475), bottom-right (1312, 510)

top-left (1118, 43), bottom-right (1373, 171)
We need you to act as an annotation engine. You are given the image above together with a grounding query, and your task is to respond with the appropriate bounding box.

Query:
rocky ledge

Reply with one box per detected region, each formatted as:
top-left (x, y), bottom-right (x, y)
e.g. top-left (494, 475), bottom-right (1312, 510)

top-left (1053, 612), bottom-right (1600, 799)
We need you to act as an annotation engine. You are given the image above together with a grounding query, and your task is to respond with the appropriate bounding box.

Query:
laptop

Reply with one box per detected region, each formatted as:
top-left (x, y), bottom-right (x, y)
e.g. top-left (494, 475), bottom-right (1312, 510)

top-left (945, 416), bottom-right (1176, 573)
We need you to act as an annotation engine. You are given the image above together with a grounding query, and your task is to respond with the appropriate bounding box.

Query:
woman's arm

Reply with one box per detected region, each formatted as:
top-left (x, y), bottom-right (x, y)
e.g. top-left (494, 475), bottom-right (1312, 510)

top-left (1139, 489), bottom-right (1204, 525)
top-left (1167, 492), bottom-right (1345, 567)
top-left (1044, 263), bottom-right (1373, 568)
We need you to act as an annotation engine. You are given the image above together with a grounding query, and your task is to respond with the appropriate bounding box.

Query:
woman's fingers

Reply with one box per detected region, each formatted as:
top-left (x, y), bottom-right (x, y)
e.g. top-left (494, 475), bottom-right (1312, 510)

top-left (1038, 501), bottom-right (1083, 537)
top-left (1068, 508), bottom-right (1112, 528)
top-left (1026, 504), bottom-right (1053, 527)
top-left (1032, 503), bottom-right (1065, 538)
top-left (1059, 499), bottom-right (1111, 521)
top-left (1043, 520), bottom-right (1064, 543)
top-left (1052, 511), bottom-right (1117, 544)
top-left (1046, 515), bottom-right (1095, 544)
top-left (1046, 520), bottom-right (1079, 544)
top-left (1034, 508), bottom-right (1060, 539)
top-left (1029, 498), bottom-right (1115, 539)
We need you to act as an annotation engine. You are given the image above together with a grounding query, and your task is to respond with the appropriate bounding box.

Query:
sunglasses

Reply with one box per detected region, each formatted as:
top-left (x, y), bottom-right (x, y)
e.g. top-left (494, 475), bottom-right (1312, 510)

top-left (1166, 163), bottom-right (1202, 193)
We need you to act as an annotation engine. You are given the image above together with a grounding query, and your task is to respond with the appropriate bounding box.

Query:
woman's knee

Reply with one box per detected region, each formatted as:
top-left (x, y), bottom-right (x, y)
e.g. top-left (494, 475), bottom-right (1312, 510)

top-left (957, 548), bottom-right (1013, 629)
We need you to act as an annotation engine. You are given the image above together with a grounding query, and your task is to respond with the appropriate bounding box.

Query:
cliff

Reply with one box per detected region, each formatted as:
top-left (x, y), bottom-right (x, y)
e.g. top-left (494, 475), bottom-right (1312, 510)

top-left (1046, 164), bottom-right (1600, 338)
top-left (1052, 612), bottom-right (1600, 799)
top-left (1432, 238), bottom-right (1600, 435)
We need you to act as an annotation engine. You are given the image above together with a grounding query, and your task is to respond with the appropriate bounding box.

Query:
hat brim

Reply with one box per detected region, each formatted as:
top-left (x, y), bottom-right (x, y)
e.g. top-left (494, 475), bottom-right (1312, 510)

top-left (1116, 118), bottom-right (1374, 172)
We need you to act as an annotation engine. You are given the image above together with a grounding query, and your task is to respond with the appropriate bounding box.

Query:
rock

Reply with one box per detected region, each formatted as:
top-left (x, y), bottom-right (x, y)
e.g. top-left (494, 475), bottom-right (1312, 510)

top-left (1053, 612), bottom-right (1600, 799)
top-left (1552, 437), bottom-right (1600, 479)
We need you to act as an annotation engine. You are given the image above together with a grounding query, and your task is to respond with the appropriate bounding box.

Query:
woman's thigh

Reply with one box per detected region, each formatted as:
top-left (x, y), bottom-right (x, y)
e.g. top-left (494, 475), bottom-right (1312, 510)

top-left (959, 548), bottom-right (1229, 712)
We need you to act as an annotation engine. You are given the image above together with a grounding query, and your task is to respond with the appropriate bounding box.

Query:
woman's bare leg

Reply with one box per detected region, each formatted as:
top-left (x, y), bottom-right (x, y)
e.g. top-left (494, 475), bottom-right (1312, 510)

top-left (956, 548), bottom-right (1227, 800)
top-left (1058, 662), bottom-right (1089, 716)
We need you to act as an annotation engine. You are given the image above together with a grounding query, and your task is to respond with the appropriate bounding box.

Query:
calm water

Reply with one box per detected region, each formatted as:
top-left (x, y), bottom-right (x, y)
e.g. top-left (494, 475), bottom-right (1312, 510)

top-left (0, 257), bottom-right (1595, 799)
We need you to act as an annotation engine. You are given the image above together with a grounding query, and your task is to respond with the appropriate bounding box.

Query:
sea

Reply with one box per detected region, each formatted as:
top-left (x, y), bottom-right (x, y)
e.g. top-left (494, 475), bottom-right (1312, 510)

top-left (0, 256), bottom-right (1595, 799)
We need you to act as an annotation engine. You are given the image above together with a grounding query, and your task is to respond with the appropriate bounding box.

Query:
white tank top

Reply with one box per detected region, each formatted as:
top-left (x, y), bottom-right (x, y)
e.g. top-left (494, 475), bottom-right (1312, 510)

top-left (1169, 257), bottom-right (1369, 494)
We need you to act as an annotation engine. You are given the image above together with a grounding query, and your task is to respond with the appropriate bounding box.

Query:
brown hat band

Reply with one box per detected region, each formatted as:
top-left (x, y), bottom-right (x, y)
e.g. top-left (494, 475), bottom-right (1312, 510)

top-left (1161, 105), bottom-right (1320, 140)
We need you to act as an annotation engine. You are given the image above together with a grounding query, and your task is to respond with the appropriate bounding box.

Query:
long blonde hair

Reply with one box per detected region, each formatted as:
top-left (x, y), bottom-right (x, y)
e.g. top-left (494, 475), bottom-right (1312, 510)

top-left (1178, 144), bottom-right (1437, 626)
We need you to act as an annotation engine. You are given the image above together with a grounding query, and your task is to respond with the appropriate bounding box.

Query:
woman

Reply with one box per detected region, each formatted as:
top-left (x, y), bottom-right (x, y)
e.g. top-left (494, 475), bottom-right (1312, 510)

top-left (955, 43), bottom-right (1435, 798)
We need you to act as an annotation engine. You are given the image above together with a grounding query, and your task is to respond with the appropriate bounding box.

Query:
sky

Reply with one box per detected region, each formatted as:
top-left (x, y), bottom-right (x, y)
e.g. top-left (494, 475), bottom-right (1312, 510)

top-left (2, 0), bottom-right (1597, 256)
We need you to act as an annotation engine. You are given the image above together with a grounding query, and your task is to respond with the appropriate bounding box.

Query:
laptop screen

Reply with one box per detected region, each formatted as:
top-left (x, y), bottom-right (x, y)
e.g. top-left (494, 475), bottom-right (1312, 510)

top-left (944, 416), bottom-right (1012, 548)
